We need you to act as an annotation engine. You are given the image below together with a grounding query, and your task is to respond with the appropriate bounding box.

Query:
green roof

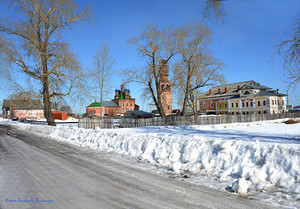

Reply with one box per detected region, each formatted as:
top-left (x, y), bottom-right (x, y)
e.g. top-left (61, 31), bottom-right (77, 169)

top-left (88, 102), bottom-right (101, 107)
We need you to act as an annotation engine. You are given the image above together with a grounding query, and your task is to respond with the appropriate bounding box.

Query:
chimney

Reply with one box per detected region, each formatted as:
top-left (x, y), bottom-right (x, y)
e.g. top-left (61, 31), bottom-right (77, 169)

top-left (225, 87), bottom-right (227, 93)
top-left (209, 89), bottom-right (212, 95)
top-left (218, 88), bottom-right (221, 94)
top-left (238, 85), bottom-right (240, 90)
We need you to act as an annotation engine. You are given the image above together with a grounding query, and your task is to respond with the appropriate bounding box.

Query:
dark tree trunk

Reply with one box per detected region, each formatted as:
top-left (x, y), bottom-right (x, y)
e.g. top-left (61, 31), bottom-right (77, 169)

top-left (42, 76), bottom-right (55, 126)
top-left (181, 74), bottom-right (191, 116)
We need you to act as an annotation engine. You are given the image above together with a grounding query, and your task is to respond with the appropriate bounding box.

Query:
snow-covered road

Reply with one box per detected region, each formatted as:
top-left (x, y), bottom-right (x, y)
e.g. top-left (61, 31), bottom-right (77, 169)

top-left (0, 125), bottom-right (273, 209)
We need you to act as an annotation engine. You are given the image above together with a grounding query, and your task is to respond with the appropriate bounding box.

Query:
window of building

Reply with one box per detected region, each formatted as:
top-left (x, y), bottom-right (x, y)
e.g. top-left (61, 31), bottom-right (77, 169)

top-left (219, 104), bottom-right (222, 108)
top-left (246, 102), bottom-right (249, 107)
top-left (282, 100), bottom-right (285, 105)
top-left (258, 101), bottom-right (261, 106)
top-left (250, 102), bottom-right (253, 107)
top-left (236, 102), bottom-right (238, 107)
top-left (130, 103), bottom-right (132, 106)
top-left (244, 91), bottom-right (250, 95)
top-left (94, 110), bottom-right (95, 113)
top-left (263, 100), bottom-right (266, 106)
top-left (210, 101), bottom-right (213, 108)
top-left (126, 103), bottom-right (128, 106)
top-left (242, 102), bottom-right (245, 107)
top-left (232, 103), bottom-right (234, 108)
top-left (225, 103), bottom-right (227, 108)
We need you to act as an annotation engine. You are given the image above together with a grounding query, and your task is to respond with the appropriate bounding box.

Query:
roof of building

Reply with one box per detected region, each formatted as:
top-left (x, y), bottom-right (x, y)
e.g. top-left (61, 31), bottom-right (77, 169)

top-left (240, 84), bottom-right (271, 90)
top-left (254, 90), bottom-right (286, 97)
top-left (200, 80), bottom-right (260, 98)
top-left (2, 99), bottom-right (43, 109)
top-left (200, 81), bottom-right (287, 100)
top-left (102, 101), bottom-right (119, 107)
top-left (87, 101), bottom-right (119, 108)
top-left (124, 110), bottom-right (154, 118)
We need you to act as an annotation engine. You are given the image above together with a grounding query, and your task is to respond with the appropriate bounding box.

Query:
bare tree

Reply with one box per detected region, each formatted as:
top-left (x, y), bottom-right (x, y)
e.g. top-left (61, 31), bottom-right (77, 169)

top-left (202, 0), bottom-right (226, 23)
top-left (92, 42), bottom-right (115, 119)
top-left (124, 24), bottom-right (176, 119)
top-left (275, 20), bottom-right (300, 90)
top-left (173, 21), bottom-right (224, 116)
top-left (0, 0), bottom-right (90, 125)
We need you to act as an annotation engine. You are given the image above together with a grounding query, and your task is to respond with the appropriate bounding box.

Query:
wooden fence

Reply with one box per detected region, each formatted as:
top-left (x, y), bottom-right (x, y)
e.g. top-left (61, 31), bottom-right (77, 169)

top-left (78, 117), bottom-right (117, 129)
top-left (78, 112), bottom-right (300, 129)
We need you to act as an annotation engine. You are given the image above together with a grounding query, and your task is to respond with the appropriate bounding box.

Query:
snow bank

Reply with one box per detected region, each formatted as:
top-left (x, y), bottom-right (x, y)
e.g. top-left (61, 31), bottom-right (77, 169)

top-left (2, 118), bottom-right (300, 208)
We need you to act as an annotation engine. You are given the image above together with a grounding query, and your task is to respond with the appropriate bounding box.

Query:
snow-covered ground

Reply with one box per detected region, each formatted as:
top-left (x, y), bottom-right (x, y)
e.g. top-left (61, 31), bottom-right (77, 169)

top-left (1, 118), bottom-right (299, 208)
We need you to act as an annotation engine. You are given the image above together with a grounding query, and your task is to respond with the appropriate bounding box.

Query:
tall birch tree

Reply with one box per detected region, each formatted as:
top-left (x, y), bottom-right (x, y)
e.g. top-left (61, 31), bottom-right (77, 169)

top-left (173, 21), bottom-right (224, 116)
top-left (92, 42), bottom-right (115, 119)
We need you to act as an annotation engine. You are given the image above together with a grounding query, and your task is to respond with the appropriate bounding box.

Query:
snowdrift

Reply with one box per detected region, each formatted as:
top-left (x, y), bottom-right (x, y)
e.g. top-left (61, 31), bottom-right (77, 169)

top-left (2, 118), bottom-right (300, 208)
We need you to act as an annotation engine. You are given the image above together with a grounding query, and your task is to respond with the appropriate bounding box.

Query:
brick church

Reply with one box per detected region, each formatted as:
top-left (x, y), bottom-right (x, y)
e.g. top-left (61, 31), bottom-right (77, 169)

top-left (86, 84), bottom-right (139, 117)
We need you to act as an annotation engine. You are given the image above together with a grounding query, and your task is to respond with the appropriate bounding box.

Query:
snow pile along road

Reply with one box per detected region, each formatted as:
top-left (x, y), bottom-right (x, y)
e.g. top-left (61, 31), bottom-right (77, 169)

top-left (2, 118), bottom-right (300, 208)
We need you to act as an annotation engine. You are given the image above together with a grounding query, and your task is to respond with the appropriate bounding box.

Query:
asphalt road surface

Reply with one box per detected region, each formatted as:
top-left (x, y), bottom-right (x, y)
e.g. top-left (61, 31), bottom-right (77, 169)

top-left (0, 124), bottom-right (275, 209)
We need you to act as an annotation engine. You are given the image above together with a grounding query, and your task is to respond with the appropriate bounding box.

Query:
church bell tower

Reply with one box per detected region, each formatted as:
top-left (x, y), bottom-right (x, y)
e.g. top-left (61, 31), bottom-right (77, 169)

top-left (159, 60), bottom-right (172, 114)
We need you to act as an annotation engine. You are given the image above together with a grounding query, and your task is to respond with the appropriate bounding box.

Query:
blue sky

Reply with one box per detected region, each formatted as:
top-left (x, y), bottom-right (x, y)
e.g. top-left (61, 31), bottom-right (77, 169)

top-left (1, 0), bottom-right (299, 113)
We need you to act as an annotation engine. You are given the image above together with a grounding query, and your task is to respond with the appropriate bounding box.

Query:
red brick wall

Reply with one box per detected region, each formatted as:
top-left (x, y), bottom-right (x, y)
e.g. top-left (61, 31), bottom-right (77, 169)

top-left (13, 110), bottom-right (44, 119)
top-left (52, 111), bottom-right (68, 120)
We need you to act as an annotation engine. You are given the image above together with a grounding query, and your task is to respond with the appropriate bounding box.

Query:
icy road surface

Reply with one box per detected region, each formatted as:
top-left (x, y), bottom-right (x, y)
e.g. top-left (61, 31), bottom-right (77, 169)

top-left (0, 125), bottom-right (274, 209)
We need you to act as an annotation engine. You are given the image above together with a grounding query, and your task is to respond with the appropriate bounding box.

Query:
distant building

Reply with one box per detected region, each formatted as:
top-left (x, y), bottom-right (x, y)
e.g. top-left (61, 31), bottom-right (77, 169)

top-left (199, 80), bottom-right (287, 115)
top-left (86, 84), bottom-right (139, 117)
top-left (2, 99), bottom-right (44, 119)
top-left (2, 99), bottom-right (67, 120)
top-left (124, 110), bottom-right (154, 119)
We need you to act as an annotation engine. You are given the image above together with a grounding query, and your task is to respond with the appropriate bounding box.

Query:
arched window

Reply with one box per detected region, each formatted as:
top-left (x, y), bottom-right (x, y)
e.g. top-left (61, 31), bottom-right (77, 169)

top-left (258, 101), bottom-right (261, 106)
top-left (263, 100), bottom-right (266, 106)
top-left (244, 91), bottom-right (250, 95)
